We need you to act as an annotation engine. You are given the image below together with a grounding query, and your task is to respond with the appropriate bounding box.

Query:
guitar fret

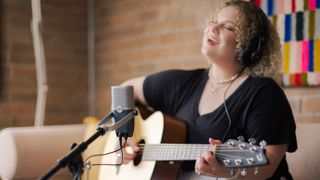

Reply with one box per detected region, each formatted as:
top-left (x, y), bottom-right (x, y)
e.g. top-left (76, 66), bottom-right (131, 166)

top-left (142, 144), bottom-right (214, 161)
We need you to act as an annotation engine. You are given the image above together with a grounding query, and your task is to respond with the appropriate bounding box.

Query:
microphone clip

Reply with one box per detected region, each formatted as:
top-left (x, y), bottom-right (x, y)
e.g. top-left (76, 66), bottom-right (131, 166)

top-left (96, 110), bottom-right (138, 136)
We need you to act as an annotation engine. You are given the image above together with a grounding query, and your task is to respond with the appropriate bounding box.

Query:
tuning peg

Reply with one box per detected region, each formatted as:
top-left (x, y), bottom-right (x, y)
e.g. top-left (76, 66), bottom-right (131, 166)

top-left (254, 167), bottom-right (259, 175)
top-left (249, 146), bottom-right (257, 152)
top-left (227, 141), bottom-right (235, 147)
top-left (223, 159), bottom-right (231, 166)
top-left (237, 136), bottom-right (244, 142)
top-left (248, 138), bottom-right (256, 145)
top-left (259, 140), bottom-right (267, 149)
top-left (235, 159), bottom-right (242, 165)
top-left (246, 157), bottom-right (254, 165)
top-left (241, 168), bottom-right (247, 176)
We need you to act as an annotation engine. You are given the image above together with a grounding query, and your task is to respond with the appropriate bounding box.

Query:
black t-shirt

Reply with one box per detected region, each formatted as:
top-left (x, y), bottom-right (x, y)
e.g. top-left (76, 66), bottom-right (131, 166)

top-left (143, 69), bottom-right (297, 179)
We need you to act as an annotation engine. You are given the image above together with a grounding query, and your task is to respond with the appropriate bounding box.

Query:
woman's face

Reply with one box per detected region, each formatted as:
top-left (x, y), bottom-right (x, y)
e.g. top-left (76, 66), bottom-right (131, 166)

top-left (201, 6), bottom-right (240, 64)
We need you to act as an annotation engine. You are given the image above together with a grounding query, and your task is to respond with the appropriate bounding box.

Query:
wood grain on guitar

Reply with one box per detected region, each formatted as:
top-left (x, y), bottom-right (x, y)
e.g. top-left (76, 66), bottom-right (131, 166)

top-left (99, 107), bottom-right (268, 180)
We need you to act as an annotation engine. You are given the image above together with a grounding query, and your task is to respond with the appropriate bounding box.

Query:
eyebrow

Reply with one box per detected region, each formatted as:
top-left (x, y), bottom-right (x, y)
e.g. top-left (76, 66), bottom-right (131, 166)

top-left (212, 16), bottom-right (237, 25)
top-left (220, 20), bottom-right (237, 26)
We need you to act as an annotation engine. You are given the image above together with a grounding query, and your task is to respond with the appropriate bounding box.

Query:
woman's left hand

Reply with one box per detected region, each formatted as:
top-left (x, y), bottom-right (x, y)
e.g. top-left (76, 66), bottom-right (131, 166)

top-left (194, 138), bottom-right (230, 177)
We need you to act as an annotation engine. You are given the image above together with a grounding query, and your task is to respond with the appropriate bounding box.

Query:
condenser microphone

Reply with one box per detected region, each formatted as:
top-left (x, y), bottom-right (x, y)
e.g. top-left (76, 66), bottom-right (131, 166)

top-left (111, 86), bottom-right (135, 138)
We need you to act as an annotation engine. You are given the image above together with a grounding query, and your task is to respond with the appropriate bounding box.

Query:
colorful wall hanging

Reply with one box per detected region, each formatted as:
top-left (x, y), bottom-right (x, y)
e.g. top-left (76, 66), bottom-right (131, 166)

top-left (252, 0), bottom-right (320, 86)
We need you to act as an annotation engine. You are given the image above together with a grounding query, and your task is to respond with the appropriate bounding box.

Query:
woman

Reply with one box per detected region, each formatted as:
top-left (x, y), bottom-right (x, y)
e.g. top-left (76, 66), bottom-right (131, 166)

top-left (121, 1), bottom-right (297, 179)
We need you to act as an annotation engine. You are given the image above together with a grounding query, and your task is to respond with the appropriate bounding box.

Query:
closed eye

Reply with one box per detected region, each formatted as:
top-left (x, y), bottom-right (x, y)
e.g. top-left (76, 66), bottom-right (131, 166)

top-left (224, 25), bottom-right (235, 32)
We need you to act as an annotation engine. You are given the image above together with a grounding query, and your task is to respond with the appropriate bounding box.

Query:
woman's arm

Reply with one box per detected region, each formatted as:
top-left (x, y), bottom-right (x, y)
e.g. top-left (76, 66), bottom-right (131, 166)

top-left (120, 77), bottom-right (147, 164)
top-left (121, 76), bottom-right (148, 107)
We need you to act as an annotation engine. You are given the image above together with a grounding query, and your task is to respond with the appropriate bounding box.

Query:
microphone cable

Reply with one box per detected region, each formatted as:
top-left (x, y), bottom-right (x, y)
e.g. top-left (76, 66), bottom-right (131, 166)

top-left (83, 136), bottom-right (128, 179)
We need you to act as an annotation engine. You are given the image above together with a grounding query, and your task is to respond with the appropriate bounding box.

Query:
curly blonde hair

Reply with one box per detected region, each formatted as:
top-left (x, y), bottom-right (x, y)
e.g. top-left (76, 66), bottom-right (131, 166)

top-left (221, 1), bottom-right (282, 83)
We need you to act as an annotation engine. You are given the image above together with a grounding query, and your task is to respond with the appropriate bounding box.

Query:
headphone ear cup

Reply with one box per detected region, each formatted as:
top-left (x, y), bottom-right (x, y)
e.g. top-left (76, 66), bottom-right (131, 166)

top-left (240, 36), bottom-right (263, 67)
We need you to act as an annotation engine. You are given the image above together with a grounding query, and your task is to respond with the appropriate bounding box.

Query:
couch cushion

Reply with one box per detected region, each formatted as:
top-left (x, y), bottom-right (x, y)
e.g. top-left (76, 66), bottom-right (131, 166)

top-left (287, 123), bottom-right (320, 179)
top-left (0, 124), bottom-right (86, 179)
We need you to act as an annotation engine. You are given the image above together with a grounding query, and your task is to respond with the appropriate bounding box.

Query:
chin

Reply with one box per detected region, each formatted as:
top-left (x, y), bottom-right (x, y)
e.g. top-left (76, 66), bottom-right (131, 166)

top-left (201, 48), bottom-right (215, 60)
top-left (201, 45), bottom-right (211, 56)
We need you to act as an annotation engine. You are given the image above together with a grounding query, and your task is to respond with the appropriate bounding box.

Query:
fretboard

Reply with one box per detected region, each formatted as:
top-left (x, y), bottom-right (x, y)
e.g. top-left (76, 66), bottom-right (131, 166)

top-left (140, 144), bottom-right (214, 161)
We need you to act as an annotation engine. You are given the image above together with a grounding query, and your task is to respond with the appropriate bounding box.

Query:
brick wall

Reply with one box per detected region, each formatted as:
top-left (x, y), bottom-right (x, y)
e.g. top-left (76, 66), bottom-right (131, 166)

top-left (95, 0), bottom-right (320, 123)
top-left (1, 0), bottom-right (319, 129)
top-left (0, 0), bottom-right (88, 129)
top-left (95, 0), bottom-right (219, 116)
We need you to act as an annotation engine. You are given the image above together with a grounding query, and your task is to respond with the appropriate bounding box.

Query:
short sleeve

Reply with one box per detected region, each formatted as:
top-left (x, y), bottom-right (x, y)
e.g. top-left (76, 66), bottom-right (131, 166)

top-left (143, 70), bottom-right (186, 115)
top-left (244, 79), bottom-right (297, 152)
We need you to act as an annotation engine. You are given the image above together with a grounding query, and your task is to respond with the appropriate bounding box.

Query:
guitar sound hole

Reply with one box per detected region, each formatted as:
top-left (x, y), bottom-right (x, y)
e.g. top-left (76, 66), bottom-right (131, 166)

top-left (133, 139), bottom-right (145, 166)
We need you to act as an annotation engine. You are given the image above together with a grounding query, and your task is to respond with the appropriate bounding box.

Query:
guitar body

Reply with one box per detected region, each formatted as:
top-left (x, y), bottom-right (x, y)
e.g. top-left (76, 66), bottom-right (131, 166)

top-left (99, 108), bottom-right (187, 180)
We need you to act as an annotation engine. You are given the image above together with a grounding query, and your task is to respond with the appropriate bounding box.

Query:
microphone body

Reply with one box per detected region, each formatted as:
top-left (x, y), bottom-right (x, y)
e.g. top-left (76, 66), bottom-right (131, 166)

top-left (111, 86), bottom-right (135, 138)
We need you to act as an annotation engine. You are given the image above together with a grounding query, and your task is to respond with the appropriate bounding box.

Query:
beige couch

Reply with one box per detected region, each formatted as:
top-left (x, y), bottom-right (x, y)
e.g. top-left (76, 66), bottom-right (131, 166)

top-left (286, 123), bottom-right (320, 180)
top-left (0, 123), bottom-right (319, 180)
top-left (0, 124), bottom-right (86, 180)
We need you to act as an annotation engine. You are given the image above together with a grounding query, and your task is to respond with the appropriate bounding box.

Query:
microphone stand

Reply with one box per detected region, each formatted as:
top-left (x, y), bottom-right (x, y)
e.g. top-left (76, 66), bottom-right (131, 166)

top-left (39, 110), bottom-right (137, 180)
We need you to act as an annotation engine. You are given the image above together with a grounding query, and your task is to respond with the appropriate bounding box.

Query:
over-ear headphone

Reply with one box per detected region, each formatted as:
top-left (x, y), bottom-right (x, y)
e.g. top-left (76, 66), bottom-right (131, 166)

top-left (238, 4), bottom-right (269, 68)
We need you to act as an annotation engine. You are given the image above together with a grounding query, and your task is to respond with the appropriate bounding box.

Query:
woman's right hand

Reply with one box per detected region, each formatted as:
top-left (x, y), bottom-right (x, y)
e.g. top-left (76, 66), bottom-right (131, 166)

top-left (122, 137), bottom-right (140, 164)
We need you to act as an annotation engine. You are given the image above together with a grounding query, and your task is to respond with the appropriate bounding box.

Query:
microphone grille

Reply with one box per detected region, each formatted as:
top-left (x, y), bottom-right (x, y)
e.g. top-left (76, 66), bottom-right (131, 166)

top-left (111, 86), bottom-right (134, 112)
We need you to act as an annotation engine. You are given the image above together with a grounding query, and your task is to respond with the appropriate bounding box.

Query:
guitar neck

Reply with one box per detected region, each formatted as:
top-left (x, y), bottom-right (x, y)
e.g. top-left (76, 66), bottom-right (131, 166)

top-left (140, 144), bottom-right (214, 161)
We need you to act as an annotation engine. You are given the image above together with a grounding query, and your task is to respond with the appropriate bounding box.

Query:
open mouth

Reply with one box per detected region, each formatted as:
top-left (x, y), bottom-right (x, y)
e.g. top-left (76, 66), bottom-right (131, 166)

top-left (207, 38), bottom-right (218, 46)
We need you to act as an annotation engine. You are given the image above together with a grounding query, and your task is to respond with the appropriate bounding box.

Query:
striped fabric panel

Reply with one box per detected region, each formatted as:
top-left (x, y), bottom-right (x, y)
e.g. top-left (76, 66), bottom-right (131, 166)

top-left (282, 74), bottom-right (290, 86)
top-left (304, 0), bottom-right (309, 10)
top-left (309, 10), bottom-right (315, 39)
top-left (267, 0), bottom-right (274, 15)
top-left (277, 14), bottom-right (285, 41)
top-left (289, 41), bottom-right (297, 73)
top-left (292, 0), bottom-right (296, 12)
top-left (315, 39), bottom-right (320, 72)
top-left (284, 0), bottom-right (292, 14)
top-left (307, 72), bottom-right (316, 85)
top-left (276, 1), bottom-right (284, 14)
top-left (309, 0), bottom-right (316, 10)
top-left (296, 12), bottom-right (304, 40)
top-left (296, 41), bottom-right (303, 73)
top-left (295, 73), bottom-right (302, 86)
top-left (253, 0), bottom-right (261, 7)
top-left (302, 73), bottom-right (308, 85)
top-left (253, 0), bottom-right (320, 86)
top-left (296, 0), bottom-right (304, 11)
top-left (316, 73), bottom-right (320, 84)
top-left (285, 14), bottom-right (292, 41)
top-left (316, 9), bottom-right (320, 38)
top-left (303, 11), bottom-right (309, 40)
top-left (309, 40), bottom-right (314, 72)
top-left (272, 15), bottom-right (278, 27)
top-left (283, 42), bottom-right (290, 74)
top-left (302, 40), bottom-right (309, 73)
top-left (260, 0), bottom-right (268, 15)
top-left (291, 13), bottom-right (296, 41)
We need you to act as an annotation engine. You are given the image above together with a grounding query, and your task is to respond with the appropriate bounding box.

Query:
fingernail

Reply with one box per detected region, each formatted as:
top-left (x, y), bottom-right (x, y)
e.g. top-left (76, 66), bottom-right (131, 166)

top-left (125, 146), bottom-right (134, 154)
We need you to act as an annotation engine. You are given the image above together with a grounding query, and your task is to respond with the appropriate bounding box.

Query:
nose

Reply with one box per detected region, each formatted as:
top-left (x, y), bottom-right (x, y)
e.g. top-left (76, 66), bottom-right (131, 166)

top-left (208, 23), bottom-right (219, 34)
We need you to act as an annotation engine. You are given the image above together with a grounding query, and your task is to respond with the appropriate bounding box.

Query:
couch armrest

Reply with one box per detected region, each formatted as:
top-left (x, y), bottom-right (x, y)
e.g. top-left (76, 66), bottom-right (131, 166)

top-left (0, 124), bottom-right (86, 180)
top-left (287, 123), bottom-right (320, 180)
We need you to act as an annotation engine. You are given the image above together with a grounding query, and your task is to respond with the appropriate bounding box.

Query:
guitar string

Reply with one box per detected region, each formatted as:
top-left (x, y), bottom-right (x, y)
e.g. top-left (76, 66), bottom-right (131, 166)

top-left (137, 144), bottom-right (256, 151)
top-left (137, 144), bottom-right (230, 148)
top-left (138, 153), bottom-right (260, 162)
top-left (138, 148), bottom-right (258, 156)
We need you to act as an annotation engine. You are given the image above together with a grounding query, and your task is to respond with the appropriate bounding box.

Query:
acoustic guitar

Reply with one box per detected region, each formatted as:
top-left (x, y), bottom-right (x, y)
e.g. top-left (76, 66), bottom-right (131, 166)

top-left (98, 107), bottom-right (268, 180)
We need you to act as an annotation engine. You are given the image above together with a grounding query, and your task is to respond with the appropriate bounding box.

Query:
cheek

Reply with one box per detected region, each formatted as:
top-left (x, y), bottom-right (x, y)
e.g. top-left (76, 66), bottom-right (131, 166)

top-left (223, 35), bottom-right (237, 50)
top-left (202, 28), bottom-right (209, 41)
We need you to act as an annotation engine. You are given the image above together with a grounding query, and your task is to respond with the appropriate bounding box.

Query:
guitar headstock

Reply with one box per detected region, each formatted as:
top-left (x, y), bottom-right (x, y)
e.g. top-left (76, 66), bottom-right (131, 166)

top-left (216, 138), bottom-right (268, 168)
